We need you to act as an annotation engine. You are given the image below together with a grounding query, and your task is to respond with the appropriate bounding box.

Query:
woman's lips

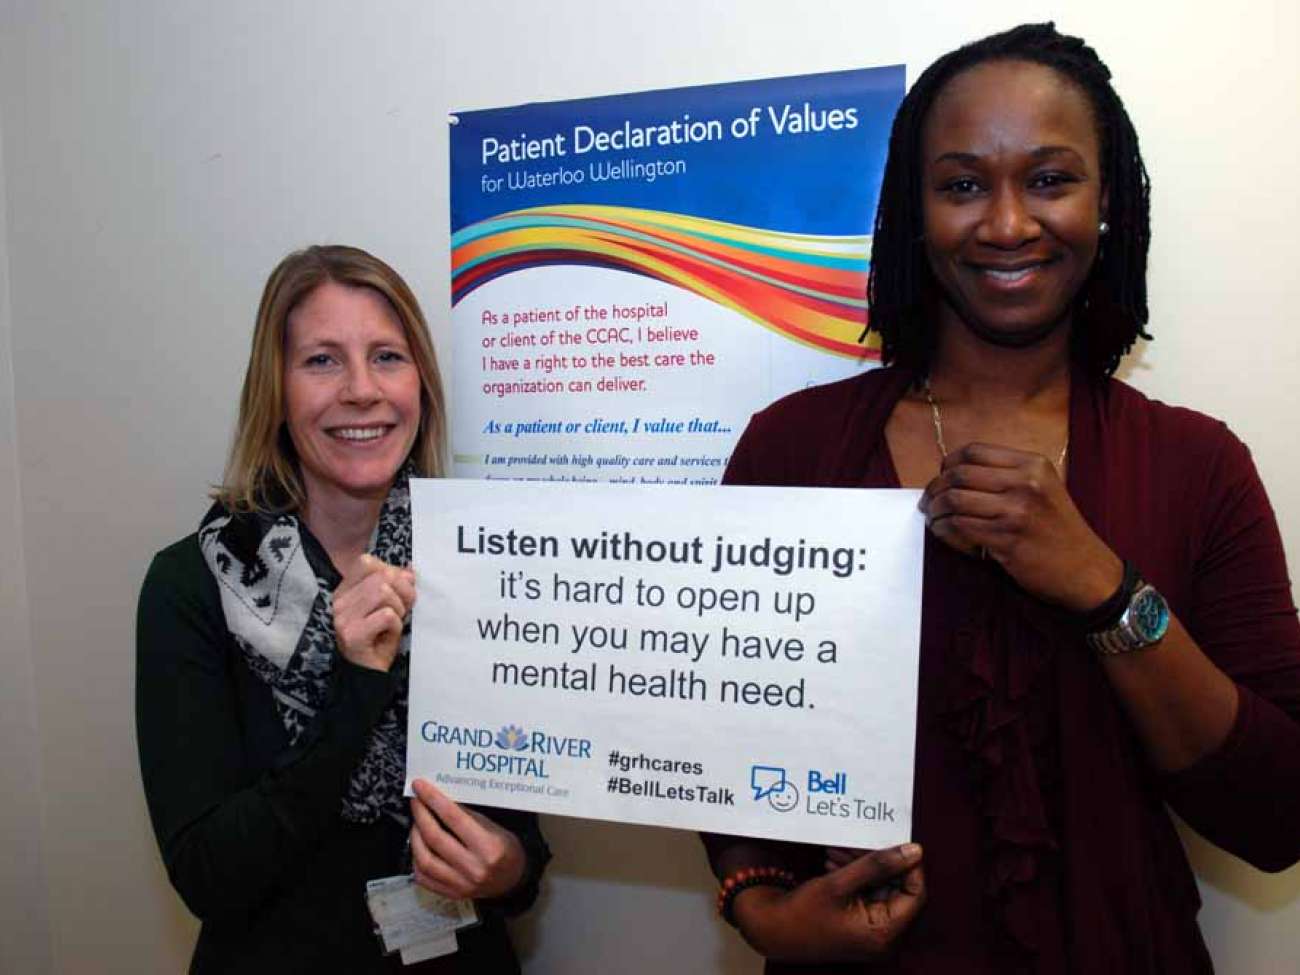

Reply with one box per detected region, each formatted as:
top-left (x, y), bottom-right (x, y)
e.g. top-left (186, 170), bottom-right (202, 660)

top-left (328, 425), bottom-right (393, 443)
top-left (983, 266), bottom-right (1036, 284)
top-left (968, 258), bottom-right (1056, 288)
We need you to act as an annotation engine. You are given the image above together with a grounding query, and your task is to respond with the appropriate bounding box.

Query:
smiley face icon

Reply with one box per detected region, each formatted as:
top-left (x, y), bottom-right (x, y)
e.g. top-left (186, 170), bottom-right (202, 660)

top-left (767, 779), bottom-right (800, 812)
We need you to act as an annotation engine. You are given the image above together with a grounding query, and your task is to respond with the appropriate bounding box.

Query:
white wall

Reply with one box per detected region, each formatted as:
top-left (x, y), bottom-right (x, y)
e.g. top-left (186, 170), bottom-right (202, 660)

top-left (0, 58), bottom-right (54, 974)
top-left (0, 1), bottom-right (1295, 972)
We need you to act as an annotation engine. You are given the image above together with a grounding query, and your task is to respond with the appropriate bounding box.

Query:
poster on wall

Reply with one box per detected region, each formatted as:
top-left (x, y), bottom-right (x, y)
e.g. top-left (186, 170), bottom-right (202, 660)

top-left (450, 66), bottom-right (905, 483)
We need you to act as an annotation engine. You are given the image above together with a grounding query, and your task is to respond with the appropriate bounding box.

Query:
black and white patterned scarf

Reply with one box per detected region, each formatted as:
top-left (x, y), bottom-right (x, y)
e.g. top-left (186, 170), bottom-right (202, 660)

top-left (198, 471), bottom-right (412, 825)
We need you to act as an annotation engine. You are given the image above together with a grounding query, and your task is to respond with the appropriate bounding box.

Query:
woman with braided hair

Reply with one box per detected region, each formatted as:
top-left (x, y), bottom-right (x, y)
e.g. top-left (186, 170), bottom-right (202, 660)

top-left (703, 23), bottom-right (1300, 973)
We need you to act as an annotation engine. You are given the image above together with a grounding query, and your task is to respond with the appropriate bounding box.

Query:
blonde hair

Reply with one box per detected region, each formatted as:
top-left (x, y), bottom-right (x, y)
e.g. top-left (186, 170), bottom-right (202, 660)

top-left (215, 245), bottom-right (446, 513)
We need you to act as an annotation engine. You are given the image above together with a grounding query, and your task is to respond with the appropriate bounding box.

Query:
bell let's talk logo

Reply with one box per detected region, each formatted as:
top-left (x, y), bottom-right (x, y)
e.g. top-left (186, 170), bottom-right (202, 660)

top-left (751, 763), bottom-right (896, 821)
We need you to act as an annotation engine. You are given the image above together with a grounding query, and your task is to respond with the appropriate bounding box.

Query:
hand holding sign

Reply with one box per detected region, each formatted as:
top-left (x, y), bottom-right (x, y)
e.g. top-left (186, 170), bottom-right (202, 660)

top-left (409, 780), bottom-right (527, 900)
top-left (732, 845), bottom-right (926, 963)
top-left (334, 554), bottom-right (415, 673)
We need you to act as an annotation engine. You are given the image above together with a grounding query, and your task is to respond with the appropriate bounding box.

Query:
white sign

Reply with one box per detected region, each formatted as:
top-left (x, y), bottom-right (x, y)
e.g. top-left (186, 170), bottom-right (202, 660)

top-left (406, 479), bottom-right (924, 847)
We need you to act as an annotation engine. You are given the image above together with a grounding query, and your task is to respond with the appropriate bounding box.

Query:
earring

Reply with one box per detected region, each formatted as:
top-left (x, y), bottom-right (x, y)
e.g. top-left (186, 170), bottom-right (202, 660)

top-left (1098, 221), bottom-right (1110, 236)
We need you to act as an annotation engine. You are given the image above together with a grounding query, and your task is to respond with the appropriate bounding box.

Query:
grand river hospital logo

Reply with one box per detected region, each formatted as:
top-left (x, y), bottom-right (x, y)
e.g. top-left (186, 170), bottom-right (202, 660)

top-left (495, 725), bottom-right (528, 751)
top-left (751, 765), bottom-right (800, 812)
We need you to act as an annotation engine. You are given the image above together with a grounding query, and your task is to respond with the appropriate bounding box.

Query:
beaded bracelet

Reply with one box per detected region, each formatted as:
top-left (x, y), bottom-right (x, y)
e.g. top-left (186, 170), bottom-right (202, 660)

top-left (716, 866), bottom-right (798, 925)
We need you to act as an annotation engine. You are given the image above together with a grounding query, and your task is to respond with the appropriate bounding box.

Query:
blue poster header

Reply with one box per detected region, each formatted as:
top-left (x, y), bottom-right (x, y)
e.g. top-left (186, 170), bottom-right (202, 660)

top-left (451, 66), bottom-right (905, 235)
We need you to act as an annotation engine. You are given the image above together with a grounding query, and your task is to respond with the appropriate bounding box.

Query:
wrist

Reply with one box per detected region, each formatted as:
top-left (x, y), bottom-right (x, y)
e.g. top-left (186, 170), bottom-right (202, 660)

top-left (1086, 570), bottom-right (1171, 655)
top-left (1065, 552), bottom-right (1126, 616)
top-left (339, 644), bottom-right (398, 673)
top-left (718, 865), bottom-right (796, 925)
top-left (475, 831), bottom-right (544, 916)
top-left (495, 835), bottom-right (529, 897)
top-left (730, 884), bottom-right (788, 954)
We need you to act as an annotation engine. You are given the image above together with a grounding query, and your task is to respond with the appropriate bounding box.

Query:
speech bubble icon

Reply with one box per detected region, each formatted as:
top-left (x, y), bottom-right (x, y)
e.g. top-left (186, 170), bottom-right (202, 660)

top-left (750, 765), bottom-right (788, 801)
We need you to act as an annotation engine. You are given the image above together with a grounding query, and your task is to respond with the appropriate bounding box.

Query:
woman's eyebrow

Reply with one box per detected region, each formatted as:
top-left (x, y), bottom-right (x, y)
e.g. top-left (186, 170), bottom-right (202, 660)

top-left (1029, 144), bottom-right (1085, 161)
top-left (931, 145), bottom-right (1086, 165)
top-left (932, 150), bottom-right (981, 165)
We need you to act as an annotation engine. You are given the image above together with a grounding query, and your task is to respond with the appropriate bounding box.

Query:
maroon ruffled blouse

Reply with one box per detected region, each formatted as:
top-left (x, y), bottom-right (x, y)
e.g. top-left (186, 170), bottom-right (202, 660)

top-left (702, 367), bottom-right (1300, 973)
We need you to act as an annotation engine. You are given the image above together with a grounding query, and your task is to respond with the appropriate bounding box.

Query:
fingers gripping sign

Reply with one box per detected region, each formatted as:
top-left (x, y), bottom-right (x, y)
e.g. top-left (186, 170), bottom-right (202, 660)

top-left (333, 554), bottom-right (416, 672)
top-left (735, 844), bottom-right (926, 963)
top-left (919, 443), bottom-right (1123, 612)
top-left (825, 846), bottom-right (897, 901)
top-left (409, 779), bottom-right (527, 901)
top-left (824, 846), bottom-right (866, 872)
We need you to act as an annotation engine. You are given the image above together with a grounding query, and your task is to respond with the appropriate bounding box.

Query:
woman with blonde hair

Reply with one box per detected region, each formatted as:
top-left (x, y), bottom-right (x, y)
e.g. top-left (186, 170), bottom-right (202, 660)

top-left (137, 245), bottom-right (548, 972)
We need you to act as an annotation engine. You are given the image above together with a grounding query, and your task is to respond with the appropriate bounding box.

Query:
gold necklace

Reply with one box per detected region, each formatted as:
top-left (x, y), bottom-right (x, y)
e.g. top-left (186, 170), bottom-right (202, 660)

top-left (922, 377), bottom-right (1068, 472)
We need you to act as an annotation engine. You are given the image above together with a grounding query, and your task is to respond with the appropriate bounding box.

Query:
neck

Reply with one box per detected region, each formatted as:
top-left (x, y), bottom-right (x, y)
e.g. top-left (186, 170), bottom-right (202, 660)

top-left (927, 317), bottom-right (1072, 408)
top-left (301, 482), bottom-right (387, 570)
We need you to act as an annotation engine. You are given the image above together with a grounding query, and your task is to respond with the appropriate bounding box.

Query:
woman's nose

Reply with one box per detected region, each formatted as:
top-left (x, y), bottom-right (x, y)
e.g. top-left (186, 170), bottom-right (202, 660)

top-left (979, 186), bottom-right (1040, 248)
top-left (342, 362), bottom-right (381, 403)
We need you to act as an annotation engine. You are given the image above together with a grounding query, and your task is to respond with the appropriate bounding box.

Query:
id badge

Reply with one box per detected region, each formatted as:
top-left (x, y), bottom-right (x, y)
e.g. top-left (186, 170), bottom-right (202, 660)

top-left (365, 874), bottom-right (478, 963)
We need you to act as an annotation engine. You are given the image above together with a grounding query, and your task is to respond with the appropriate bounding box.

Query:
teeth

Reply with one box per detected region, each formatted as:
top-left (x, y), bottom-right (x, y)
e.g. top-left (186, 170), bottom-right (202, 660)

top-left (983, 267), bottom-right (1037, 283)
top-left (333, 427), bottom-right (386, 441)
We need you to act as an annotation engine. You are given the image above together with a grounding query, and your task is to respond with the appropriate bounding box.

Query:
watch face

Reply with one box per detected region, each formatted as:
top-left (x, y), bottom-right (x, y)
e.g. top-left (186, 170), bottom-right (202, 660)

top-left (1131, 588), bottom-right (1170, 643)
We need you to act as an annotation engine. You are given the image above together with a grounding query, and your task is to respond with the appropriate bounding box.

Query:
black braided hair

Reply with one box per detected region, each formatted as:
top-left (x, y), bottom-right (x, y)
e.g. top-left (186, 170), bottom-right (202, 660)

top-left (866, 22), bottom-right (1152, 377)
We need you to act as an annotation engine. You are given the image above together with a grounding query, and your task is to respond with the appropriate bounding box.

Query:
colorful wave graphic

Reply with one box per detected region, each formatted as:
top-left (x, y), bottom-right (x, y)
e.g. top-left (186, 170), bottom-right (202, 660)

top-left (451, 205), bottom-right (879, 359)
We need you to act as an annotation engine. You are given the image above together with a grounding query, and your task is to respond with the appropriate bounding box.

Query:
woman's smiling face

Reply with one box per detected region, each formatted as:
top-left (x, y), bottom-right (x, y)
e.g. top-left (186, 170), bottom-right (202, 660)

top-left (921, 59), bottom-right (1106, 348)
top-left (282, 280), bottom-right (421, 509)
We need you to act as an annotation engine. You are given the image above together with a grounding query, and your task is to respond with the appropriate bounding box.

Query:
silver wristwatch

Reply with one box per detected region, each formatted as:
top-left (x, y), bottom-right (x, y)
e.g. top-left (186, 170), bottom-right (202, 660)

top-left (1086, 580), bottom-right (1170, 656)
